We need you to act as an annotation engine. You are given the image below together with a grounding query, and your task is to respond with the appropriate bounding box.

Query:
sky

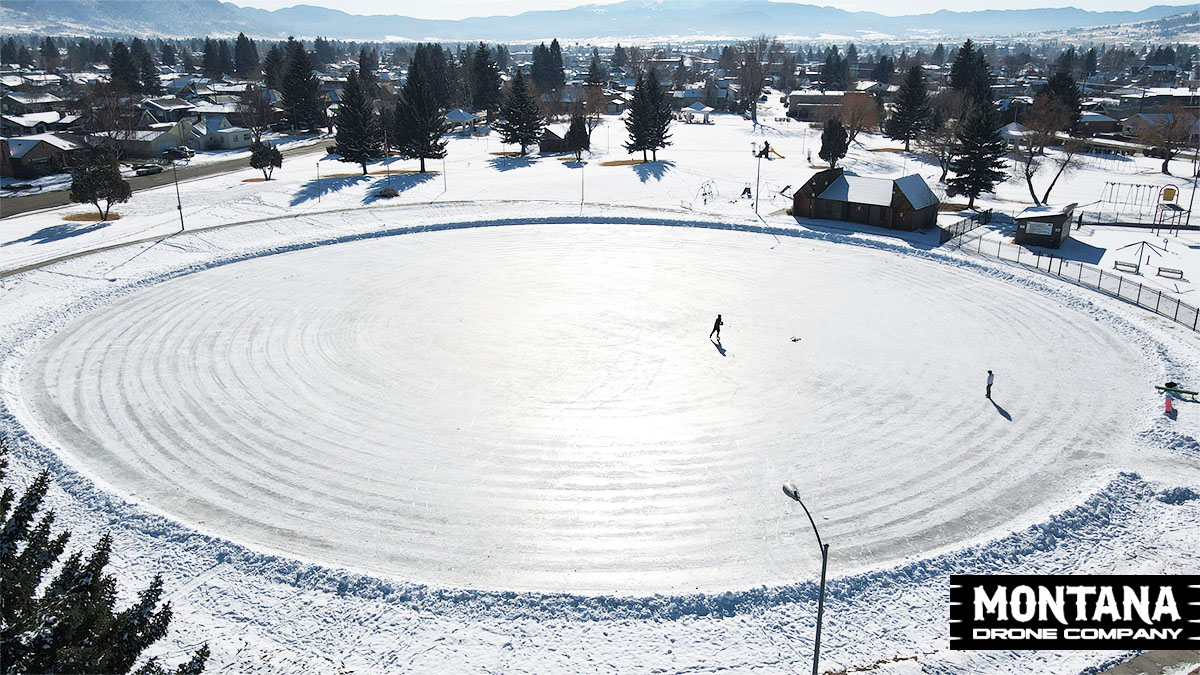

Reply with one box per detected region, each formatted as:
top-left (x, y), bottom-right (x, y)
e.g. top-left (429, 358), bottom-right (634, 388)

top-left (230, 0), bottom-right (1189, 21)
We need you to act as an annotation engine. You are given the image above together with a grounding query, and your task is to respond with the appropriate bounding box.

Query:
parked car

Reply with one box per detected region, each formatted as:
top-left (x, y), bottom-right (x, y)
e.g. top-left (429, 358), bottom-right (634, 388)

top-left (162, 146), bottom-right (195, 160)
top-left (135, 165), bottom-right (164, 176)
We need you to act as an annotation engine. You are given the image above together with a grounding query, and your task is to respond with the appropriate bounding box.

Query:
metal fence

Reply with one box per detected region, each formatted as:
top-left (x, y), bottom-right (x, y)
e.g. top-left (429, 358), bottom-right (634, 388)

top-left (937, 209), bottom-right (992, 244)
top-left (946, 228), bottom-right (1200, 333)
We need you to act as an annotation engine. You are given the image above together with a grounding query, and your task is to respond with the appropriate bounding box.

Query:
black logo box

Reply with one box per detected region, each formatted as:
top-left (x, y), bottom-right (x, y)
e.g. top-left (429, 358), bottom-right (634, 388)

top-left (950, 575), bottom-right (1200, 650)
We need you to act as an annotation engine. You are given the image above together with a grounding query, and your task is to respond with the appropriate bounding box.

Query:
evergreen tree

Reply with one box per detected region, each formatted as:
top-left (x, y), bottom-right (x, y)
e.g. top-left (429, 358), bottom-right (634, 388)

top-left (262, 43), bottom-right (285, 90)
top-left (217, 40), bottom-right (234, 77)
top-left (870, 55), bottom-right (895, 84)
top-left (1, 38), bottom-right (16, 66)
top-left (181, 47), bottom-right (196, 72)
top-left (470, 42), bottom-right (502, 113)
top-left (494, 71), bottom-right (544, 156)
top-left (411, 43), bottom-right (451, 108)
top-left (108, 42), bottom-right (141, 95)
top-left (623, 70), bottom-right (672, 162)
top-left (1082, 48), bottom-right (1097, 77)
top-left (548, 39), bottom-right (565, 89)
top-left (249, 140), bottom-right (283, 180)
top-left (932, 43), bottom-right (946, 65)
top-left (947, 103), bottom-right (1007, 209)
top-left (357, 47), bottom-right (378, 93)
top-left (585, 54), bottom-right (606, 86)
top-left (40, 36), bottom-right (59, 70)
top-left (494, 44), bottom-right (510, 71)
top-left (160, 42), bottom-right (177, 67)
top-left (333, 70), bottom-right (382, 175)
top-left (17, 46), bottom-right (35, 69)
top-left (564, 112), bottom-right (590, 160)
top-left (0, 444), bottom-right (209, 674)
top-left (234, 33), bottom-right (259, 79)
top-left (282, 38), bottom-right (323, 131)
top-left (1039, 71), bottom-right (1082, 134)
top-left (393, 61), bottom-right (448, 172)
top-left (313, 37), bottom-right (336, 66)
top-left (885, 65), bottom-right (931, 151)
top-left (201, 37), bottom-right (221, 78)
top-left (69, 160), bottom-right (132, 220)
top-left (818, 118), bottom-right (848, 168)
top-left (612, 44), bottom-right (628, 69)
top-left (950, 40), bottom-right (992, 104)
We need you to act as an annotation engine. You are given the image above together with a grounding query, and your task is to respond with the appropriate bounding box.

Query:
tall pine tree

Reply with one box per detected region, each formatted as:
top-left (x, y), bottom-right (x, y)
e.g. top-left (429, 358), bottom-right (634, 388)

top-left (333, 69), bottom-right (382, 175)
top-left (819, 118), bottom-right (848, 168)
top-left (623, 70), bottom-right (672, 162)
top-left (470, 42), bottom-right (502, 113)
top-left (108, 42), bottom-right (141, 95)
top-left (885, 65), bottom-right (931, 151)
top-left (282, 38), bottom-right (323, 131)
top-left (947, 103), bottom-right (1007, 209)
top-left (262, 43), bottom-right (285, 90)
top-left (234, 33), bottom-right (259, 80)
top-left (494, 71), bottom-right (545, 156)
top-left (393, 62), bottom-right (448, 173)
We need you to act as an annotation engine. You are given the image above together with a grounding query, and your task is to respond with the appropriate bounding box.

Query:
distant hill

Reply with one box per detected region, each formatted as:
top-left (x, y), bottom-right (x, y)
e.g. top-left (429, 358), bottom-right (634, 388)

top-left (0, 0), bottom-right (1195, 41)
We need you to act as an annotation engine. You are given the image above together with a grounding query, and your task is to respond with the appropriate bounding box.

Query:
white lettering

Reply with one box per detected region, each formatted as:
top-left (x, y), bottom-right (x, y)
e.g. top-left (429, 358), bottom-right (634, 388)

top-left (1152, 587), bottom-right (1181, 622)
top-left (1011, 585), bottom-right (1036, 622)
top-left (975, 586), bottom-right (1007, 621)
top-left (1094, 586), bottom-right (1120, 621)
top-left (1039, 586), bottom-right (1067, 625)
top-left (1065, 586), bottom-right (1097, 621)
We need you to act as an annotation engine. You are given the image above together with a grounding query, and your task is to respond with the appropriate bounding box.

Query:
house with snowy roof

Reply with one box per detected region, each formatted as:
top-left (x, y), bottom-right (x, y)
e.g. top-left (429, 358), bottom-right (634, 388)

top-left (1, 132), bottom-right (88, 178)
top-left (792, 168), bottom-right (939, 231)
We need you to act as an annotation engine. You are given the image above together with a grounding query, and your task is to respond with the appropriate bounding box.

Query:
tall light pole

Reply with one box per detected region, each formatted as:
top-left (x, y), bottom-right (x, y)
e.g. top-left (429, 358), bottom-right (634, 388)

top-left (171, 157), bottom-right (188, 232)
top-left (782, 482), bottom-right (829, 675)
top-left (316, 161), bottom-right (321, 202)
top-left (754, 144), bottom-right (763, 214)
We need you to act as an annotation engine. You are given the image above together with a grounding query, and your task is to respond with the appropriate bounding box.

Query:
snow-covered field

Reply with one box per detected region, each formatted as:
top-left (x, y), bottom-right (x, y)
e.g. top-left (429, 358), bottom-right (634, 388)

top-left (1, 101), bottom-right (1199, 674)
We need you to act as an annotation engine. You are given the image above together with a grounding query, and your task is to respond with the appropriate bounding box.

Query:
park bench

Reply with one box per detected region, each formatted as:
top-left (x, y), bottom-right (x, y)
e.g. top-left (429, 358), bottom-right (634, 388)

top-left (1113, 260), bottom-right (1139, 273)
top-left (1156, 266), bottom-right (1184, 279)
top-left (1155, 385), bottom-right (1199, 400)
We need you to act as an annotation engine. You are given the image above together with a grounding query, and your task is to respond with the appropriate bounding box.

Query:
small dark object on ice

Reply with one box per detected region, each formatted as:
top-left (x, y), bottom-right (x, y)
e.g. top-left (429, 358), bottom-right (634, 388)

top-left (790, 337), bottom-right (801, 342)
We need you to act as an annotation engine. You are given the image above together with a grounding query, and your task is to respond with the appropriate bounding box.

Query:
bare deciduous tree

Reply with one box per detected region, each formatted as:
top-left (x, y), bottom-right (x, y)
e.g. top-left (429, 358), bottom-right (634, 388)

top-left (839, 93), bottom-right (881, 144)
top-left (236, 88), bottom-right (276, 142)
top-left (1137, 104), bottom-right (1198, 175)
top-left (736, 35), bottom-right (785, 123)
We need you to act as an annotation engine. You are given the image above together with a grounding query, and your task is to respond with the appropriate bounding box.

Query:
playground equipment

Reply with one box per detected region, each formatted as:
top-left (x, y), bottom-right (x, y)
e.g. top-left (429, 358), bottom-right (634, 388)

top-left (1153, 184), bottom-right (1187, 235)
top-left (1098, 181), bottom-right (1163, 220)
top-left (1156, 382), bottom-right (1199, 401)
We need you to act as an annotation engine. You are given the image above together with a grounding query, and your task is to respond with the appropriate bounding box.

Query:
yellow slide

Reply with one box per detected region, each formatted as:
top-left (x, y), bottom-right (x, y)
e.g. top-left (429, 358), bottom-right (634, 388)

top-left (770, 148), bottom-right (786, 159)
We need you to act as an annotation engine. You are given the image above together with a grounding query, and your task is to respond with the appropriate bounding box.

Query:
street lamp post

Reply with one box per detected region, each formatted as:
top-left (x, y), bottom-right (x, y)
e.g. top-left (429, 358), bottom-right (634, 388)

top-left (316, 161), bottom-right (321, 202)
top-left (171, 158), bottom-right (188, 232)
top-left (782, 482), bottom-right (829, 675)
top-left (754, 144), bottom-right (763, 215)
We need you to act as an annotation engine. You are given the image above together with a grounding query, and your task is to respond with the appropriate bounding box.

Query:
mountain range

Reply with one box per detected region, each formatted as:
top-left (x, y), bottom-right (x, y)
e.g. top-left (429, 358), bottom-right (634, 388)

top-left (1, 0), bottom-right (1196, 42)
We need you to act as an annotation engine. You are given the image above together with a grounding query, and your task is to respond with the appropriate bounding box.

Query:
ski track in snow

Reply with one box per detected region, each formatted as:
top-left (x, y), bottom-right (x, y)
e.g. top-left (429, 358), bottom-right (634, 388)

top-left (1, 203), bottom-right (1198, 674)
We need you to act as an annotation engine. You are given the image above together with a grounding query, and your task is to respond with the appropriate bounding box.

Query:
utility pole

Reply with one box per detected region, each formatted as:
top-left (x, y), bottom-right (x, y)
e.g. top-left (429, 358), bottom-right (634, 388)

top-left (754, 143), bottom-right (762, 214)
top-left (316, 161), bottom-right (321, 202)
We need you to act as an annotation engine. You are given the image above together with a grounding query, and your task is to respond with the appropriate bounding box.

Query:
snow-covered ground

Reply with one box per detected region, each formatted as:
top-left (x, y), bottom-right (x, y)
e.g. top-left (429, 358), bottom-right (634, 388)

top-left (1, 102), bottom-right (1198, 674)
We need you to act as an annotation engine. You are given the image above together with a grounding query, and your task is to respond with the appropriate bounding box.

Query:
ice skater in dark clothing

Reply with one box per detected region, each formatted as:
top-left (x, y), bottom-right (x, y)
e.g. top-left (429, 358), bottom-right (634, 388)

top-left (710, 314), bottom-right (723, 340)
top-left (986, 370), bottom-right (994, 399)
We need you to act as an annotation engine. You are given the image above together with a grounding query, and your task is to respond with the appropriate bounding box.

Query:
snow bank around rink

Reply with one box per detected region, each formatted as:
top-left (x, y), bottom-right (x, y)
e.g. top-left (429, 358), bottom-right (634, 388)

top-left (1, 202), bottom-right (1198, 674)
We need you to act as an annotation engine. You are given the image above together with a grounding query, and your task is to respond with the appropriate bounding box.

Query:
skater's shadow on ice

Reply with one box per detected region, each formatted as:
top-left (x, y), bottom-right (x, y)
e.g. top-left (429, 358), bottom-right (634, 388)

top-left (3, 220), bottom-right (111, 246)
top-left (488, 155), bottom-right (535, 172)
top-left (632, 160), bottom-right (674, 183)
top-left (290, 173), bottom-right (372, 206)
top-left (711, 338), bottom-right (726, 356)
top-left (991, 399), bottom-right (1012, 421)
top-left (361, 173), bottom-right (436, 204)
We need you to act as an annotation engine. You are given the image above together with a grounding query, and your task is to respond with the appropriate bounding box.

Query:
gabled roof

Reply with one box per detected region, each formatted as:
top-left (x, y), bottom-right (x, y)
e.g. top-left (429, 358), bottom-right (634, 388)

top-left (685, 101), bottom-right (713, 112)
top-left (817, 174), bottom-right (893, 207)
top-left (3, 92), bottom-right (63, 105)
top-left (144, 96), bottom-right (195, 111)
top-left (895, 175), bottom-right (938, 211)
top-left (5, 132), bottom-right (86, 158)
top-left (815, 173), bottom-right (938, 210)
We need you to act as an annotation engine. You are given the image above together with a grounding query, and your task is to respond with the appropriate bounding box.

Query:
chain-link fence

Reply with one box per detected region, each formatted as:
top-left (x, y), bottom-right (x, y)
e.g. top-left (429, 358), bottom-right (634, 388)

top-left (946, 228), bottom-right (1199, 332)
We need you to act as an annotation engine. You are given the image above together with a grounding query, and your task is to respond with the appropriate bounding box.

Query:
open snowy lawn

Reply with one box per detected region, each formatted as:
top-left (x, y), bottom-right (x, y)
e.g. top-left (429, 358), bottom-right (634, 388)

top-left (2, 204), bottom-right (1198, 673)
top-left (3, 109), bottom-right (1192, 278)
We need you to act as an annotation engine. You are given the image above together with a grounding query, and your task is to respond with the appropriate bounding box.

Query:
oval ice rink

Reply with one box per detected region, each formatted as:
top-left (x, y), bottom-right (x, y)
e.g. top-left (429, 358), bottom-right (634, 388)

top-left (16, 223), bottom-right (1149, 594)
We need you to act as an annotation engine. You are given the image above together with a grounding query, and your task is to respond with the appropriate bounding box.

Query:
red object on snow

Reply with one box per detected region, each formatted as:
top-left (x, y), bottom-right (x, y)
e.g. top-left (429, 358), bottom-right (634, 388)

top-left (1165, 397), bottom-right (1173, 414)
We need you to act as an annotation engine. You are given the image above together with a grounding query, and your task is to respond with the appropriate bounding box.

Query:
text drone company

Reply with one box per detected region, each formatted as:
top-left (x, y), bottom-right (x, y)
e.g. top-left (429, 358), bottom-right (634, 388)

top-left (950, 575), bottom-right (1200, 650)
